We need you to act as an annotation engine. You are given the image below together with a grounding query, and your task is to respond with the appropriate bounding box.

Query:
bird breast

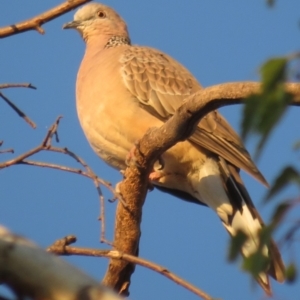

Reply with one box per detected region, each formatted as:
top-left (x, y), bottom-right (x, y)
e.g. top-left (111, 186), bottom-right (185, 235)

top-left (76, 46), bottom-right (163, 169)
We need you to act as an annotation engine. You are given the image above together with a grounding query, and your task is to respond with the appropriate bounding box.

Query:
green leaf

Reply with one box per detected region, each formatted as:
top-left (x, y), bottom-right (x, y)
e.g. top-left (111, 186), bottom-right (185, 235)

top-left (241, 57), bottom-right (292, 158)
top-left (285, 263), bottom-right (297, 283)
top-left (293, 140), bottom-right (300, 150)
top-left (258, 226), bottom-right (273, 248)
top-left (265, 166), bottom-right (300, 201)
top-left (261, 58), bottom-right (287, 91)
top-left (241, 227), bottom-right (273, 279)
top-left (241, 94), bottom-right (261, 141)
top-left (269, 202), bottom-right (291, 227)
top-left (243, 252), bottom-right (270, 278)
top-left (228, 230), bottom-right (247, 262)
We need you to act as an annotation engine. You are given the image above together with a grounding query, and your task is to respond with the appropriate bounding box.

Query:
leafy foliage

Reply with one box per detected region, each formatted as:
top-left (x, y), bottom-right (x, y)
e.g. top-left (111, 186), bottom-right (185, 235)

top-left (228, 230), bottom-right (247, 262)
top-left (266, 0), bottom-right (275, 7)
top-left (286, 263), bottom-right (298, 283)
top-left (242, 58), bottom-right (293, 159)
top-left (269, 202), bottom-right (292, 227)
top-left (243, 252), bottom-right (270, 279)
top-left (265, 167), bottom-right (300, 201)
top-left (229, 227), bottom-right (273, 279)
top-left (230, 55), bottom-right (300, 288)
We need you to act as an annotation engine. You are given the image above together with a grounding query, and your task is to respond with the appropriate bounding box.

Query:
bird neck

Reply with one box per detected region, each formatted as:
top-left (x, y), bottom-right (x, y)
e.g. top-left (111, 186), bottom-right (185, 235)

top-left (104, 36), bottom-right (131, 48)
top-left (85, 34), bottom-right (130, 50)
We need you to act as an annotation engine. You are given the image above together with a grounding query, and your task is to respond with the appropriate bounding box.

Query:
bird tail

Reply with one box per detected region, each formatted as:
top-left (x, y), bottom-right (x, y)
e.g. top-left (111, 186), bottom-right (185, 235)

top-left (217, 158), bottom-right (285, 295)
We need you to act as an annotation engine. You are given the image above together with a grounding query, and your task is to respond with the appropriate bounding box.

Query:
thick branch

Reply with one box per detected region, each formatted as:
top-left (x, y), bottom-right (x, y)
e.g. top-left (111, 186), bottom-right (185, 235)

top-left (137, 82), bottom-right (300, 160)
top-left (103, 82), bottom-right (300, 294)
top-left (0, 0), bottom-right (92, 38)
top-left (0, 226), bottom-right (121, 300)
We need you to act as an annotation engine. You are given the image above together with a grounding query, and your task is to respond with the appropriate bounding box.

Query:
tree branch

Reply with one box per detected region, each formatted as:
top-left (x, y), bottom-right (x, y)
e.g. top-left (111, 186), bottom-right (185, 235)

top-left (0, 83), bottom-right (36, 90)
top-left (0, 0), bottom-right (92, 38)
top-left (48, 237), bottom-right (213, 300)
top-left (102, 82), bottom-right (300, 295)
top-left (0, 226), bottom-right (122, 300)
top-left (0, 91), bottom-right (36, 128)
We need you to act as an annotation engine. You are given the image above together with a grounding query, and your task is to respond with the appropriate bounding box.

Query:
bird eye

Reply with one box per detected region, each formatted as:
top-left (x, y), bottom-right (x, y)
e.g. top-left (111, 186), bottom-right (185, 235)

top-left (97, 11), bottom-right (106, 18)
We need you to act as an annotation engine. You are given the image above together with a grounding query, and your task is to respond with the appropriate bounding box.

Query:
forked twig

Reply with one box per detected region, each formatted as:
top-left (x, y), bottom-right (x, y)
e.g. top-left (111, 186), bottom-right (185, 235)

top-left (0, 117), bottom-right (119, 244)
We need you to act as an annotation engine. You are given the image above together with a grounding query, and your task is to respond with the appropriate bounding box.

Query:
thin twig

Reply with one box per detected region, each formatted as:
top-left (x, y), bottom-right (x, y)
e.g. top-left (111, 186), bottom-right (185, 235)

top-left (0, 117), bottom-right (62, 169)
top-left (47, 238), bottom-right (213, 300)
top-left (0, 149), bottom-right (14, 154)
top-left (19, 160), bottom-right (85, 174)
top-left (42, 116), bottom-right (62, 146)
top-left (12, 160), bottom-right (117, 200)
top-left (63, 147), bottom-right (107, 243)
top-left (19, 159), bottom-right (120, 226)
top-left (0, 141), bottom-right (14, 154)
top-left (0, 83), bottom-right (36, 90)
top-left (0, 92), bottom-right (36, 129)
top-left (281, 219), bottom-right (300, 247)
top-left (0, 0), bottom-right (92, 38)
top-left (18, 159), bottom-right (115, 245)
top-left (0, 117), bottom-right (119, 244)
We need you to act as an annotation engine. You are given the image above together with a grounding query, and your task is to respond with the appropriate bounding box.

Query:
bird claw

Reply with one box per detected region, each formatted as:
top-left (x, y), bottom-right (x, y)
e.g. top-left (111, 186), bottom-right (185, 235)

top-left (125, 142), bottom-right (165, 191)
top-left (149, 157), bottom-right (164, 182)
top-left (149, 171), bottom-right (163, 181)
top-left (125, 142), bottom-right (143, 168)
top-left (154, 156), bottom-right (165, 171)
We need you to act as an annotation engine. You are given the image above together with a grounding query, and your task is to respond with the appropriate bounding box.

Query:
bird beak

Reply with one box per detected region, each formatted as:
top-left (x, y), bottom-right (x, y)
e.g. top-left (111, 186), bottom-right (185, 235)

top-left (62, 21), bottom-right (81, 29)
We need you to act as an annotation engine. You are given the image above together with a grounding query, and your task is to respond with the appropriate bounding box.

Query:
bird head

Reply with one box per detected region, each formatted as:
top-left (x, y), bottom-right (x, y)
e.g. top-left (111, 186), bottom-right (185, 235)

top-left (63, 2), bottom-right (129, 42)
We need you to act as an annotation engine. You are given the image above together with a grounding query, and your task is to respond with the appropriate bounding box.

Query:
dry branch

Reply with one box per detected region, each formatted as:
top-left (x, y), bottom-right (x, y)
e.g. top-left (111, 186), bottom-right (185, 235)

top-left (0, 0), bottom-right (91, 38)
top-left (0, 91), bottom-right (36, 128)
top-left (102, 82), bottom-right (300, 295)
top-left (0, 226), bottom-right (122, 300)
top-left (0, 83), bottom-right (37, 127)
top-left (0, 83), bottom-right (36, 89)
top-left (0, 142), bottom-right (14, 154)
top-left (48, 237), bottom-right (213, 300)
top-left (0, 117), bottom-right (119, 243)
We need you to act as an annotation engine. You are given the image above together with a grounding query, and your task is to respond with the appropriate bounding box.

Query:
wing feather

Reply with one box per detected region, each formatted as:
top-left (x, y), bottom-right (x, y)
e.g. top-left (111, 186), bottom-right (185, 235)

top-left (120, 46), bottom-right (267, 184)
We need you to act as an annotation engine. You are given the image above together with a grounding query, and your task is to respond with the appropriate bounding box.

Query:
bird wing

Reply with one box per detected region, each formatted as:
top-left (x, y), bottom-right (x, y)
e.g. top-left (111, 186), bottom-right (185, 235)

top-left (120, 46), bottom-right (267, 185)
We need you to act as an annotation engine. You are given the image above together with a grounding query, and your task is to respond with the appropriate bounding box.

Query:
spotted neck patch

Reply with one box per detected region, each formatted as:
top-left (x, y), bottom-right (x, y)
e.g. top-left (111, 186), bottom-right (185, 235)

top-left (105, 36), bottom-right (131, 48)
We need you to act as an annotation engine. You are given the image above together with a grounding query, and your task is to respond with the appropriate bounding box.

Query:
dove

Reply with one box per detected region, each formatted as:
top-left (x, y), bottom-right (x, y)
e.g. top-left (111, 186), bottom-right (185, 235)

top-left (63, 2), bottom-right (285, 294)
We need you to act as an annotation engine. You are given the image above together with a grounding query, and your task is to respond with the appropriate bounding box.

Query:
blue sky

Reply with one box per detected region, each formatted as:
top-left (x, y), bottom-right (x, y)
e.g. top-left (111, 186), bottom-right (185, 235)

top-left (1, 1), bottom-right (299, 299)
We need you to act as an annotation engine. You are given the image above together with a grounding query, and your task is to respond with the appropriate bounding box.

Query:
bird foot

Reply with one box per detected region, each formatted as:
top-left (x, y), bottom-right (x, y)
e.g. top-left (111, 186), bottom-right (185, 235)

top-left (149, 171), bottom-right (163, 181)
top-left (125, 142), bottom-right (142, 168)
top-left (149, 156), bottom-right (164, 181)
